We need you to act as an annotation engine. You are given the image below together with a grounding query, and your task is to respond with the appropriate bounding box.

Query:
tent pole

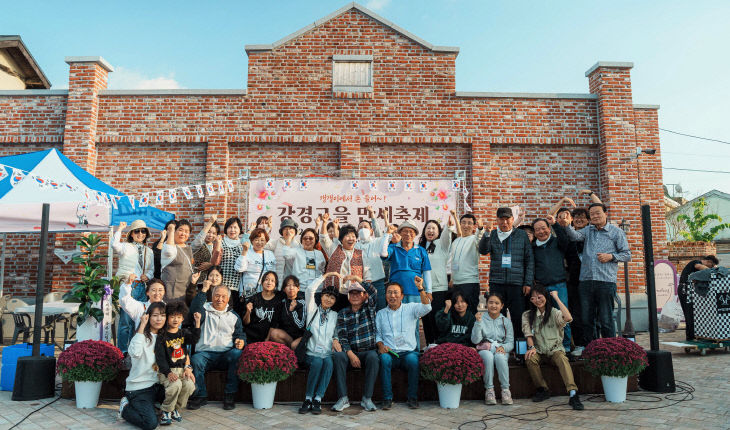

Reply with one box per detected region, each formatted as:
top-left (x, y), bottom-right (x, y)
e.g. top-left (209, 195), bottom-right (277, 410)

top-left (32, 203), bottom-right (50, 356)
top-left (107, 226), bottom-right (113, 278)
top-left (0, 233), bottom-right (5, 298)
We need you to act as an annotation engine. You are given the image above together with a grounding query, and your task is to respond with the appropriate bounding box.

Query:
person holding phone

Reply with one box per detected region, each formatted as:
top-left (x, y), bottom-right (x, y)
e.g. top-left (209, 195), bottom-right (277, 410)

top-left (375, 276), bottom-right (432, 410)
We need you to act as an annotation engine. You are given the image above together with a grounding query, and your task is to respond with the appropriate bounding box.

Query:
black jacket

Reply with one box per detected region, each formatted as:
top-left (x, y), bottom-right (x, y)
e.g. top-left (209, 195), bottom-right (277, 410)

top-left (532, 223), bottom-right (570, 287)
top-left (479, 228), bottom-right (534, 287)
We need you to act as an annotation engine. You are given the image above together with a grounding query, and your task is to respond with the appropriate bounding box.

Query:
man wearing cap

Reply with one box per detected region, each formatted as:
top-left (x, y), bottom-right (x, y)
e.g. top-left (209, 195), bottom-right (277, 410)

top-left (449, 213), bottom-right (486, 314)
top-left (479, 207), bottom-right (534, 338)
top-left (265, 217), bottom-right (301, 283)
top-left (330, 278), bottom-right (380, 412)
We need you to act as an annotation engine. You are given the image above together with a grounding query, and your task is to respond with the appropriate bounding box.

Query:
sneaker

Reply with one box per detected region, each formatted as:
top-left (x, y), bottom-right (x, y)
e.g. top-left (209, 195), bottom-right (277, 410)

top-left (160, 411), bottom-right (172, 426)
top-left (532, 387), bottom-right (550, 402)
top-left (298, 399), bottom-right (312, 414)
top-left (171, 409), bottom-right (182, 422)
top-left (117, 396), bottom-right (129, 419)
top-left (223, 393), bottom-right (236, 410)
top-left (571, 346), bottom-right (584, 357)
top-left (485, 388), bottom-right (497, 405)
top-left (501, 389), bottom-right (513, 405)
top-left (311, 399), bottom-right (322, 415)
top-left (332, 396), bottom-right (350, 412)
top-left (382, 399), bottom-right (393, 410)
top-left (360, 397), bottom-right (377, 412)
top-left (569, 394), bottom-right (584, 410)
top-left (187, 396), bottom-right (207, 410)
top-left (407, 398), bottom-right (419, 409)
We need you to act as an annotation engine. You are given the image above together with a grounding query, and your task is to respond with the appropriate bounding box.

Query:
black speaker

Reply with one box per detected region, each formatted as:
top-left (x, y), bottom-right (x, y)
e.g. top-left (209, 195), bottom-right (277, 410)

top-left (12, 356), bottom-right (56, 401)
top-left (639, 349), bottom-right (676, 393)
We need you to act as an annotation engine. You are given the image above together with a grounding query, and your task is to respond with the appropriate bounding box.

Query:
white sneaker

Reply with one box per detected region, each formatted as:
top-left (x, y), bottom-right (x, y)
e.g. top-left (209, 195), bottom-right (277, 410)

top-left (118, 396), bottom-right (129, 419)
top-left (501, 389), bottom-right (513, 405)
top-left (571, 346), bottom-right (584, 357)
top-left (360, 397), bottom-right (377, 411)
top-left (331, 396), bottom-right (350, 412)
top-left (485, 388), bottom-right (497, 405)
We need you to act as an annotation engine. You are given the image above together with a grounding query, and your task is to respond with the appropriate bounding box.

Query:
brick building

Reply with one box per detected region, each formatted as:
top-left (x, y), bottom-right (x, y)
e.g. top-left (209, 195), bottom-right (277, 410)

top-left (0, 3), bottom-right (666, 298)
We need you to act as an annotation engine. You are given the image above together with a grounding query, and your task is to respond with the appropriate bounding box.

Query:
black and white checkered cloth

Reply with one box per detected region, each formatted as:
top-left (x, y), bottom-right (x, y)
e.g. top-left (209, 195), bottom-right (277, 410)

top-left (692, 273), bottom-right (730, 341)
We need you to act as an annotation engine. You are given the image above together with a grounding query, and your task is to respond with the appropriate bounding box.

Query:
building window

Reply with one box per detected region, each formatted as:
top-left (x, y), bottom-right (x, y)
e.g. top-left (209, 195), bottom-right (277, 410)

top-left (332, 55), bottom-right (373, 93)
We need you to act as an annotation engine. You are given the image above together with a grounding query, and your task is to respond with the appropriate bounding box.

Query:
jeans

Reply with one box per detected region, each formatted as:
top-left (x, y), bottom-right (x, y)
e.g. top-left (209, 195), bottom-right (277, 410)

top-left (190, 348), bottom-right (243, 398)
top-left (478, 349), bottom-right (510, 389)
top-left (453, 282), bottom-right (480, 315)
top-left (379, 350), bottom-right (419, 400)
top-left (546, 282), bottom-right (572, 351)
top-left (402, 294), bottom-right (422, 350)
top-left (566, 275), bottom-right (584, 347)
top-left (117, 282), bottom-right (148, 353)
top-left (372, 278), bottom-right (387, 311)
top-left (122, 384), bottom-right (162, 430)
top-left (422, 291), bottom-right (449, 345)
top-left (489, 283), bottom-right (526, 338)
top-left (305, 354), bottom-right (333, 399)
top-left (333, 350), bottom-right (379, 399)
top-left (579, 280), bottom-right (617, 345)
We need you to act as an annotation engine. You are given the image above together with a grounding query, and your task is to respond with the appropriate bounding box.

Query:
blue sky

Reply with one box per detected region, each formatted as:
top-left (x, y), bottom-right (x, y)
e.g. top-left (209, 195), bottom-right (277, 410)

top-left (4, 0), bottom-right (729, 199)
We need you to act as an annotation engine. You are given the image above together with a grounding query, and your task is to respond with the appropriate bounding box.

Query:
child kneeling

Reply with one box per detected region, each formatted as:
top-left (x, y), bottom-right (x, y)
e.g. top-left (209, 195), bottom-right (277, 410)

top-left (155, 301), bottom-right (201, 425)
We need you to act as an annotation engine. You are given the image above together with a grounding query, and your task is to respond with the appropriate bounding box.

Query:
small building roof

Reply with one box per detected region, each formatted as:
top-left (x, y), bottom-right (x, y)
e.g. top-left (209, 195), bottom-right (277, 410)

top-left (0, 35), bottom-right (51, 89)
top-left (245, 2), bottom-right (460, 55)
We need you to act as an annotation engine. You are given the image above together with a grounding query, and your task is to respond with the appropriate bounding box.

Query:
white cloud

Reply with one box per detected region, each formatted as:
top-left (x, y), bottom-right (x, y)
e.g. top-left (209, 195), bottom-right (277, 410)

top-left (365, 0), bottom-right (391, 11)
top-left (107, 66), bottom-right (184, 90)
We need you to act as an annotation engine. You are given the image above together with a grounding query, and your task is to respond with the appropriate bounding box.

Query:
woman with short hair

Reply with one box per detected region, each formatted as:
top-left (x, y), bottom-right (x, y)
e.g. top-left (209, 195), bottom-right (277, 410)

top-left (161, 219), bottom-right (194, 301)
top-left (234, 228), bottom-right (276, 302)
top-left (220, 216), bottom-right (246, 304)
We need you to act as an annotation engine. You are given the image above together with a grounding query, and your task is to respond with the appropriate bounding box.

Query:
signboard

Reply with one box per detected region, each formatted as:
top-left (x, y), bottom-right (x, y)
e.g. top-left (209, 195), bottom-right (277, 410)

top-left (248, 178), bottom-right (459, 239)
top-left (654, 259), bottom-right (677, 311)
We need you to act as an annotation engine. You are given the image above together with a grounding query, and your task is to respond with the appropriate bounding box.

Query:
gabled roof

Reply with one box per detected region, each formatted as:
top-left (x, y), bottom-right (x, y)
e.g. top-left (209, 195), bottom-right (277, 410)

top-left (0, 35), bottom-right (51, 89)
top-left (669, 189), bottom-right (730, 215)
top-left (245, 2), bottom-right (459, 55)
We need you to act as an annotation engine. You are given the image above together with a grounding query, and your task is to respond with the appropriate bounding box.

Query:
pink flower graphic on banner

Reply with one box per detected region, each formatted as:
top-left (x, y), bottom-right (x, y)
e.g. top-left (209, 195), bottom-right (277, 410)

top-left (258, 190), bottom-right (269, 200)
top-left (437, 190), bottom-right (448, 200)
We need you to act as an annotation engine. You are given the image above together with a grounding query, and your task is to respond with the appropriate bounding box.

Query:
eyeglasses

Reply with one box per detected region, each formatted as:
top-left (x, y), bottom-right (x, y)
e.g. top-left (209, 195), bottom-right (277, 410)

top-left (302, 236), bottom-right (316, 241)
top-left (131, 229), bottom-right (146, 235)
top-left (348, 291), bottom-right (364, 295)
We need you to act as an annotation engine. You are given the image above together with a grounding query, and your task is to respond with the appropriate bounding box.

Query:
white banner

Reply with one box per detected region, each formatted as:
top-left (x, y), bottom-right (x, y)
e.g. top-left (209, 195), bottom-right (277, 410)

top-left (248, 178), bottom-right (459, 239)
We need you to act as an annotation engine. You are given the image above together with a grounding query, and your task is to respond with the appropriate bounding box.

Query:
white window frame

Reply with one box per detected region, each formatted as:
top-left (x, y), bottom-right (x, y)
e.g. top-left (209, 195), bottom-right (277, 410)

top-left (332, 55), bottom-right (373, 93)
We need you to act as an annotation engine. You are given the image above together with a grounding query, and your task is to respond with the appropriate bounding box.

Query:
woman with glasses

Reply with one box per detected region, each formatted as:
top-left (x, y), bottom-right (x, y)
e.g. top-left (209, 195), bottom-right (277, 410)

top-left (281, 227), bottom-right (326, 293)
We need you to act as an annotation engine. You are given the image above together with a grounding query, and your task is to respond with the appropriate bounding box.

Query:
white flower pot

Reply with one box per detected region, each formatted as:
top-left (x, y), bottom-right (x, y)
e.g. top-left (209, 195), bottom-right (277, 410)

top-left (437, 383), bottom-right (462, 409)
top-left (74, 381), bottom-right (102, 408)
top-left (76, 317), bottom-right (101, 341)
top-left (251, 382), bottom-right (277, 409)
top-left (601, 375), bottom-right (628, 403)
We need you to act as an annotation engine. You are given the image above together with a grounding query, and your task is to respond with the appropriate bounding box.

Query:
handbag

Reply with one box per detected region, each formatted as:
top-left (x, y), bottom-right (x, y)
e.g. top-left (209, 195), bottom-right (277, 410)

top-left (294, 309), bottom-right (319, 366)
top-left (475, 315), bottom-right (505, 351)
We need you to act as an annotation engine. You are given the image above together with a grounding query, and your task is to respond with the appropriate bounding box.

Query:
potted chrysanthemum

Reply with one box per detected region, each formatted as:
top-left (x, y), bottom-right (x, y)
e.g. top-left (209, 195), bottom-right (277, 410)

top-left (420, 343), bottom-right (484, 408)
top-left (56, 340), bottom-right (124, 408)
top-left (237, 341), bottom-right (297, 409)
top-left (583, 337), bottom-right (648, 402)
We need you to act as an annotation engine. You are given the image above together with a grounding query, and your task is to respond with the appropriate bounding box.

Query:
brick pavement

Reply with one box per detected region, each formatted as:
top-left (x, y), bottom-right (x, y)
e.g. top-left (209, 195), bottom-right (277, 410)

top-left (0, 330), bottom-right (727, 430)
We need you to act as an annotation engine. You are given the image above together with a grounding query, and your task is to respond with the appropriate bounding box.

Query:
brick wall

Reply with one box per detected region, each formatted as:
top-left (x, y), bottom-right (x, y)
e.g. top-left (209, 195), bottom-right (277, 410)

top-left (0, 7), bottom-right (666, 296)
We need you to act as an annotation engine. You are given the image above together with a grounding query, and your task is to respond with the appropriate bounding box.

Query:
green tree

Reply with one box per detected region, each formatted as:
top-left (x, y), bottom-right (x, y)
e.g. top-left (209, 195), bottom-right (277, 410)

top-left (676, 197), bottom-right (730, 242)
top-left (63, 233), bottom-right (120, 324)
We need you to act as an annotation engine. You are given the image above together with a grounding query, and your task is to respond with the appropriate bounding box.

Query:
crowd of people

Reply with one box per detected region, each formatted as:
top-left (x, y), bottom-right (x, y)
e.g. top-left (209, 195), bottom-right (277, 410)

top-left (112, 190), bottom-right (634, 428)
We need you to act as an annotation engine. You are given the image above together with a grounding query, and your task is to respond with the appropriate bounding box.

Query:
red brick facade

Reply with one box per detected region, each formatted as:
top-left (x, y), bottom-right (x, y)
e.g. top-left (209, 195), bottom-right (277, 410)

top-left (0, 5), bottom-right (666, 297)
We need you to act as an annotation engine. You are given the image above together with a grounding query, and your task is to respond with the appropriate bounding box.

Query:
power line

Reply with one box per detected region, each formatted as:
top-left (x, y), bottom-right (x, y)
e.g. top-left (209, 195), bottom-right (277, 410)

top-left (663, 167), bottom-right (730, 174)
top-left (659, 128), bottom-right (730, 145)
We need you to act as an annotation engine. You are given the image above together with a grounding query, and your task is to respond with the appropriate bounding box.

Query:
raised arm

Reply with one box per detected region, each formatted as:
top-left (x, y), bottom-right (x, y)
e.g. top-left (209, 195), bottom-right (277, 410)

top-left (368, 205), bottom-right (382, 237)
top-left (580, 189), bottom-right (603, 204)
top-left (452, 209), bottom-right (463, 237)
top-left (192, 214), bottom-right (218, 252)
top-left (112, 222), bottom-right (127, 254)
top-left (548, 197), bottom-right (576, 217)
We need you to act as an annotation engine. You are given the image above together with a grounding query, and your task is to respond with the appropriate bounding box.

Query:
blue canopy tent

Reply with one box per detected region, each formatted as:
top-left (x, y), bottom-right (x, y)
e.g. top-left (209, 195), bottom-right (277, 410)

top-left (0, 148), bottom-right (174, 295)
top-left (0, 148), bottom-right (173, 232)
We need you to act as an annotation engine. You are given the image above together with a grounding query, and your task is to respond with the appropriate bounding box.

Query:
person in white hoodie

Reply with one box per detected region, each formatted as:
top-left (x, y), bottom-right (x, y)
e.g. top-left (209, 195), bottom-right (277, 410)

top-left (187, 282), bottom-right (246, 411)
top-left (265, 217), bottom-right (301, 283)
top-left (118, 302), bottom-right (166, 430)
top-left (113, 220), bottom-right (155, 354)
top-left (471, 291), bottom-right (514, 406)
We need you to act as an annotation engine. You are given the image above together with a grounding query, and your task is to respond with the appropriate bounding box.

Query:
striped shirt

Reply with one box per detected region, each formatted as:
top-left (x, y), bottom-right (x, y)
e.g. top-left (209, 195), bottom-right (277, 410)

top-left (566, 223), bottom-right (631, 283)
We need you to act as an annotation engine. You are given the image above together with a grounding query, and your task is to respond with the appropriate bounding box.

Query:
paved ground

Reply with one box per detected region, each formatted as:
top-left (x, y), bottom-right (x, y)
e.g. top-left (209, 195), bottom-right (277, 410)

top-left (0, 329), bottom-right (727, 430)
